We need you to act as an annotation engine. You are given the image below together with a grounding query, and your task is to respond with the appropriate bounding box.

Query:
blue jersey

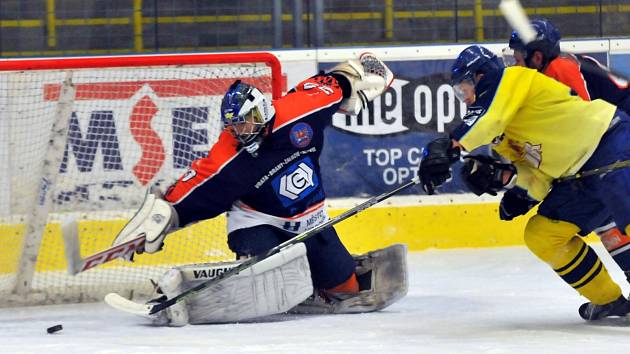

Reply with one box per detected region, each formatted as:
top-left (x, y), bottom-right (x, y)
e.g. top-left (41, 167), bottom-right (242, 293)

top-left (165, 74), bottom-right (344, 228)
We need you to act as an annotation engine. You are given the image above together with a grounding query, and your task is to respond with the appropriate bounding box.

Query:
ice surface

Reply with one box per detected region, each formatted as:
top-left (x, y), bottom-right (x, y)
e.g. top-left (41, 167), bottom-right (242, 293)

top-left (2, 245), bottom-right (630, 354)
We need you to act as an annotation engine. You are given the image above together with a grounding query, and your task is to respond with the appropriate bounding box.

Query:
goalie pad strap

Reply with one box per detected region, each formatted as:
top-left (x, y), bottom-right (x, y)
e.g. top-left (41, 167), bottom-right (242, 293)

top-left (157, 243), bottom-right (313, 325)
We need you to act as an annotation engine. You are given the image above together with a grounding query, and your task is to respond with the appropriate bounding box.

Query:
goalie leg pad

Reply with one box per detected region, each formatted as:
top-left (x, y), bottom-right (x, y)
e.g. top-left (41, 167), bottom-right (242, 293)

top-left (157, 242), bottom-right (313, 325)
top-left (289, 243), bottom-right (408, 314)
top-left (153, 269), bottom-right (189, 327)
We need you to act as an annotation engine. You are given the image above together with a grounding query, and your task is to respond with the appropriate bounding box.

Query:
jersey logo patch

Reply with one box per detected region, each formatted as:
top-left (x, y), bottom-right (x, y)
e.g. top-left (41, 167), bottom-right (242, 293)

top-left (272, 157), bottom-right (319, 207)
top-left (289, 122), bottom-right (314, 148)
top-left (181, 169), bottom-right (197, 182)
top-left (463, 106), bottom-right (485, 126)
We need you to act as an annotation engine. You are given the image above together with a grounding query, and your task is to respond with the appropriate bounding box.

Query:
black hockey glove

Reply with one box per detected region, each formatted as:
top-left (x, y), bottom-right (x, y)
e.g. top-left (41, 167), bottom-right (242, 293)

top-left (460, 154), bottom-right (517, 196)
top-left (499, 188), bottom-right (539, 221)
top-left (418, 136), bottom-right (461, 195)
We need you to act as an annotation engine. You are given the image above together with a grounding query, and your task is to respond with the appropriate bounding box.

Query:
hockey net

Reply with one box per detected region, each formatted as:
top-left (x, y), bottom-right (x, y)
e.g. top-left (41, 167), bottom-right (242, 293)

top-left (0, 52), bottom-right (282, 306)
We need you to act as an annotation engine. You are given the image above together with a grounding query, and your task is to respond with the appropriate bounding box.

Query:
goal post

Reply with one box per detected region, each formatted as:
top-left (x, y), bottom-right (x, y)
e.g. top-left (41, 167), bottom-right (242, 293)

top-left (0, 52), bottom-right (283, 306)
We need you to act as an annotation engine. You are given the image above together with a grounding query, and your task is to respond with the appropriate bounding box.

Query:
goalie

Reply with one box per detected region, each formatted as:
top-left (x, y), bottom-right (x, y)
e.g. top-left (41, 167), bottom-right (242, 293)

top-left (110, 53), bottom-right (408, 326)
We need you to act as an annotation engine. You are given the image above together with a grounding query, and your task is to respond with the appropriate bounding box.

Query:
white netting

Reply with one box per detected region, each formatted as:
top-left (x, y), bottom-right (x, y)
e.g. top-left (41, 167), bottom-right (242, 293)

top-left (0, 54), bottom-right (279, 306)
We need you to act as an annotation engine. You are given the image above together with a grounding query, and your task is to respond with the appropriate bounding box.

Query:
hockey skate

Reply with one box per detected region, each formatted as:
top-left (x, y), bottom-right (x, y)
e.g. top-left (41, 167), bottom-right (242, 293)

top-left (289, 243), bottom-right (408, 314)
top-left (578, 295), bottom-right (630, 321)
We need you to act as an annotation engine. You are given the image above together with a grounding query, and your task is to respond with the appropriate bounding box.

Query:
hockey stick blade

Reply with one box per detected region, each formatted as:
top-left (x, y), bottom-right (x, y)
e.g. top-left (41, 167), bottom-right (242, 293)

top-left (499, 0), bottom-right (536, 43)
top-left (61, 217), bottom-right (147, 275)
top-left (105, 293), bottom-right (153, 317)
top-left (148, 176), bottom-right (421, 315)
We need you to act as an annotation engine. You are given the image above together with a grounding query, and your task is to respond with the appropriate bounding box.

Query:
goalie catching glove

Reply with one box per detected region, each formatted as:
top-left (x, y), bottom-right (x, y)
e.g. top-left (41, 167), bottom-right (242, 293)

top-left (111, 188), bottom-right (179, 261)
top-left (329, 52), bottom-right (394, 115)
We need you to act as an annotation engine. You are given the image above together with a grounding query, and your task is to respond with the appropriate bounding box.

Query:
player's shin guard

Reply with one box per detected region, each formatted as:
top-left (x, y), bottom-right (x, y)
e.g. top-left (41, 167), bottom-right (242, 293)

top-left (595, 222), bottom-right (630, 283)
top-left (524, 215), bottom-right (622, 305)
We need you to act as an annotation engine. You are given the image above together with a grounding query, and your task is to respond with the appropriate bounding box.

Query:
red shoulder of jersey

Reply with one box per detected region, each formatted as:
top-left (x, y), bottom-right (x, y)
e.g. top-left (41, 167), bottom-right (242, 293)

top-left (165, 129), bottom-right (240, 203)
top-left (544, 56), bottom-right (591, 101)
top-left (272, 75), bottom-right (344, 131)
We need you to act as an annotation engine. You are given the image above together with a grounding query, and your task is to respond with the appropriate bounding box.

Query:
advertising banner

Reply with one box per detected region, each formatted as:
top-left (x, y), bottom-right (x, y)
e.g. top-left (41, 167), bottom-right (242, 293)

top-left (319, 58), bottom-right (468, 198)
top-left (317, 50), bottom-right (611, 198)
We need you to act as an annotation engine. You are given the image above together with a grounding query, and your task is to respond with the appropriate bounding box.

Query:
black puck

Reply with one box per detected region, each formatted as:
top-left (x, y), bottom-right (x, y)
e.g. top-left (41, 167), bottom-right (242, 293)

top-left (47, 324), bottom-right (63, 334)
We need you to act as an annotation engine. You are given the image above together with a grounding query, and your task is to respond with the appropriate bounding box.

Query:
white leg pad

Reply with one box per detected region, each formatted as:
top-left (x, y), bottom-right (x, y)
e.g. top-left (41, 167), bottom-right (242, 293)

top-left (290, 243), bottom-right (408, 314)
top-left (155, 269), bottom-right (189, 327)
top-left (157, 242), bottom-right (313, 325)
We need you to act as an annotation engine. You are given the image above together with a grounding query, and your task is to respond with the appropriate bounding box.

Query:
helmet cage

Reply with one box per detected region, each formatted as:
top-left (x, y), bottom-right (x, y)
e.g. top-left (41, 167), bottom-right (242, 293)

top-left (221, 80), bottom-right (274, 147)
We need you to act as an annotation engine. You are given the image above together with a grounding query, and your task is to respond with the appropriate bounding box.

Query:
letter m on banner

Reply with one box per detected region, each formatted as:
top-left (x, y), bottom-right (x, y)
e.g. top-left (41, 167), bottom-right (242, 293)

top-left (43, 77), bottom-right (271, 186)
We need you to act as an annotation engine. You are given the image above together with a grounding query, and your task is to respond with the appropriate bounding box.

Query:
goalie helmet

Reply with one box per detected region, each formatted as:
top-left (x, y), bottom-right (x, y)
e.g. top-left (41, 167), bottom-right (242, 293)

top-left (509, 19), bottom-right (561, 66)
top-left (221, 80), bottom-right (275, 155)
top-left (450, 45), bottom-right (504, 104)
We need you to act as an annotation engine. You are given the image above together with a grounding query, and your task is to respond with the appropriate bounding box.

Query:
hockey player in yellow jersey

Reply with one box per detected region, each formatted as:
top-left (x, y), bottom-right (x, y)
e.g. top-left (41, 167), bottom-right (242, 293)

top-left (418, 45), bottom-right (630, 321)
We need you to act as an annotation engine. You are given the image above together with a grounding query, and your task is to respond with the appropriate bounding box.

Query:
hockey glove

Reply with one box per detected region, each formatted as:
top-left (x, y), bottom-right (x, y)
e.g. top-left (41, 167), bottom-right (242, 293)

top-left (499, 188), bottom-right (539, 221)
top-left (329, 53), bottom-right (394, 115)
top-left (460, 154), bottom-right (517, 196)
top-left (418, 136), bottom-right (461, 195)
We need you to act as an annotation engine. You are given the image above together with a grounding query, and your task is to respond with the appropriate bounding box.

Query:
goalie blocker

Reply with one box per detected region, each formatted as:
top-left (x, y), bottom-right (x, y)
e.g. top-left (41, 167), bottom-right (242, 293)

top-left (106, 243), bottom-right (408, 326)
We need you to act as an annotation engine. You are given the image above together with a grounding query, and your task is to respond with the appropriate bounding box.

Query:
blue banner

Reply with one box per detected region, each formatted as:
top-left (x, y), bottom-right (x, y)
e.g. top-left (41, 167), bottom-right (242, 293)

top-left (319, 58), bottom-right (468, 198)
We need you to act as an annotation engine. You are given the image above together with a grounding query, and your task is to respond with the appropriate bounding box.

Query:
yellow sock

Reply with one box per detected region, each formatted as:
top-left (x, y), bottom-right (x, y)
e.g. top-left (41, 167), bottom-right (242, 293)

top-left (524, 214), bottom-right (621, 305)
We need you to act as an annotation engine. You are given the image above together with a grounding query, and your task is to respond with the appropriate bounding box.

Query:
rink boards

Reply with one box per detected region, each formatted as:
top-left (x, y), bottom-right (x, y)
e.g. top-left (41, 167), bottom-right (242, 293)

top-left (0, 196), bottom-right (599, 274)
top-left (1, 39), bottom-right (624, 275)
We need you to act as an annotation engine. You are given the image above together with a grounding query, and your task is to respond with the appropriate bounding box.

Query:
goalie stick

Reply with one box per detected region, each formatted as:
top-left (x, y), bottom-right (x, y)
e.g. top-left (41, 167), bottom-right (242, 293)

top-left (121, 176), bottom-right (421, 316)
top-left (61, 219), bottom-right (146, 275)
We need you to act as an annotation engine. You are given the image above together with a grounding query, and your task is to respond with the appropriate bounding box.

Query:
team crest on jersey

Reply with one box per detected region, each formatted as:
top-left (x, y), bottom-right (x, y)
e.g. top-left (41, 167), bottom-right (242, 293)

top-left (271, 156), bottom-right (319, 207)
top-left (508, 140), bottom-right (542, 168)
top-left (289, 122), bottom-right (313, 148)
top-left (181, 169), bottom-right (197, 182)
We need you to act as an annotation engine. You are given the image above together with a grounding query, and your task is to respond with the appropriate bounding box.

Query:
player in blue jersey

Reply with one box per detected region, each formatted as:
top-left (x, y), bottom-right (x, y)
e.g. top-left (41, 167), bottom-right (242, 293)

top-left (110, 53), bottom-right (408, 325)
top-left (418, 45), bottom-right (630, 321)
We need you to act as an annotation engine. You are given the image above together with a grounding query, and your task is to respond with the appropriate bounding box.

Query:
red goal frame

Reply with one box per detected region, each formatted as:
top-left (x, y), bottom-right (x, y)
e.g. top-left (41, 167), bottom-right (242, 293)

top-left (0, 52), bottom-right (283, 99)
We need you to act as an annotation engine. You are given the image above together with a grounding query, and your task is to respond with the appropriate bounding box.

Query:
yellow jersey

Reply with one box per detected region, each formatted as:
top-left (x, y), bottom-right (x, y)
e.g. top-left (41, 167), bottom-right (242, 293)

top-left (452, 66), bottom-right (616, 200)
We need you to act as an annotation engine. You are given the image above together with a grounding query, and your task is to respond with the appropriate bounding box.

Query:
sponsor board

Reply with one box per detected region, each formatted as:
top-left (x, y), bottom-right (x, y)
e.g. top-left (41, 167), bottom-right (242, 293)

top-left (0, 47), bottom-right (621, 216)
top-left (3, 70), bottom-right (273, 213)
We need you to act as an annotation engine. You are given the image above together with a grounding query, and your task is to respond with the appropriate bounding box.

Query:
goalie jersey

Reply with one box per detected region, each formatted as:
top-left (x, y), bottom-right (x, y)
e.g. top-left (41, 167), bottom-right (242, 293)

top-left (451, 66), bottom-right (617, 201)
top-left (164, 74), bottom-right (344, 234)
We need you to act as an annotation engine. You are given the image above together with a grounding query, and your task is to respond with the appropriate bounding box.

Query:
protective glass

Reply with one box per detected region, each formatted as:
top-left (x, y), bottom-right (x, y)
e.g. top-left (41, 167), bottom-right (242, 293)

top-left (511, 49), bottom-right (527, 67)
top-left (452, 78), bottom-right (476, 104)
top-left (501, 47), bottom-right (517, 67)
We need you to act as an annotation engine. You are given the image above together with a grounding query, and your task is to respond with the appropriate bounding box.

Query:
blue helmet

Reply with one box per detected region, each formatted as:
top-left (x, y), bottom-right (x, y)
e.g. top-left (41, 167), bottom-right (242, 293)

top-left (509, 19), bottom-right (561, 61)
top-left (220, 80), bottom-right (274, 153)
top-left (450, 45), bottom-right (504, 86)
